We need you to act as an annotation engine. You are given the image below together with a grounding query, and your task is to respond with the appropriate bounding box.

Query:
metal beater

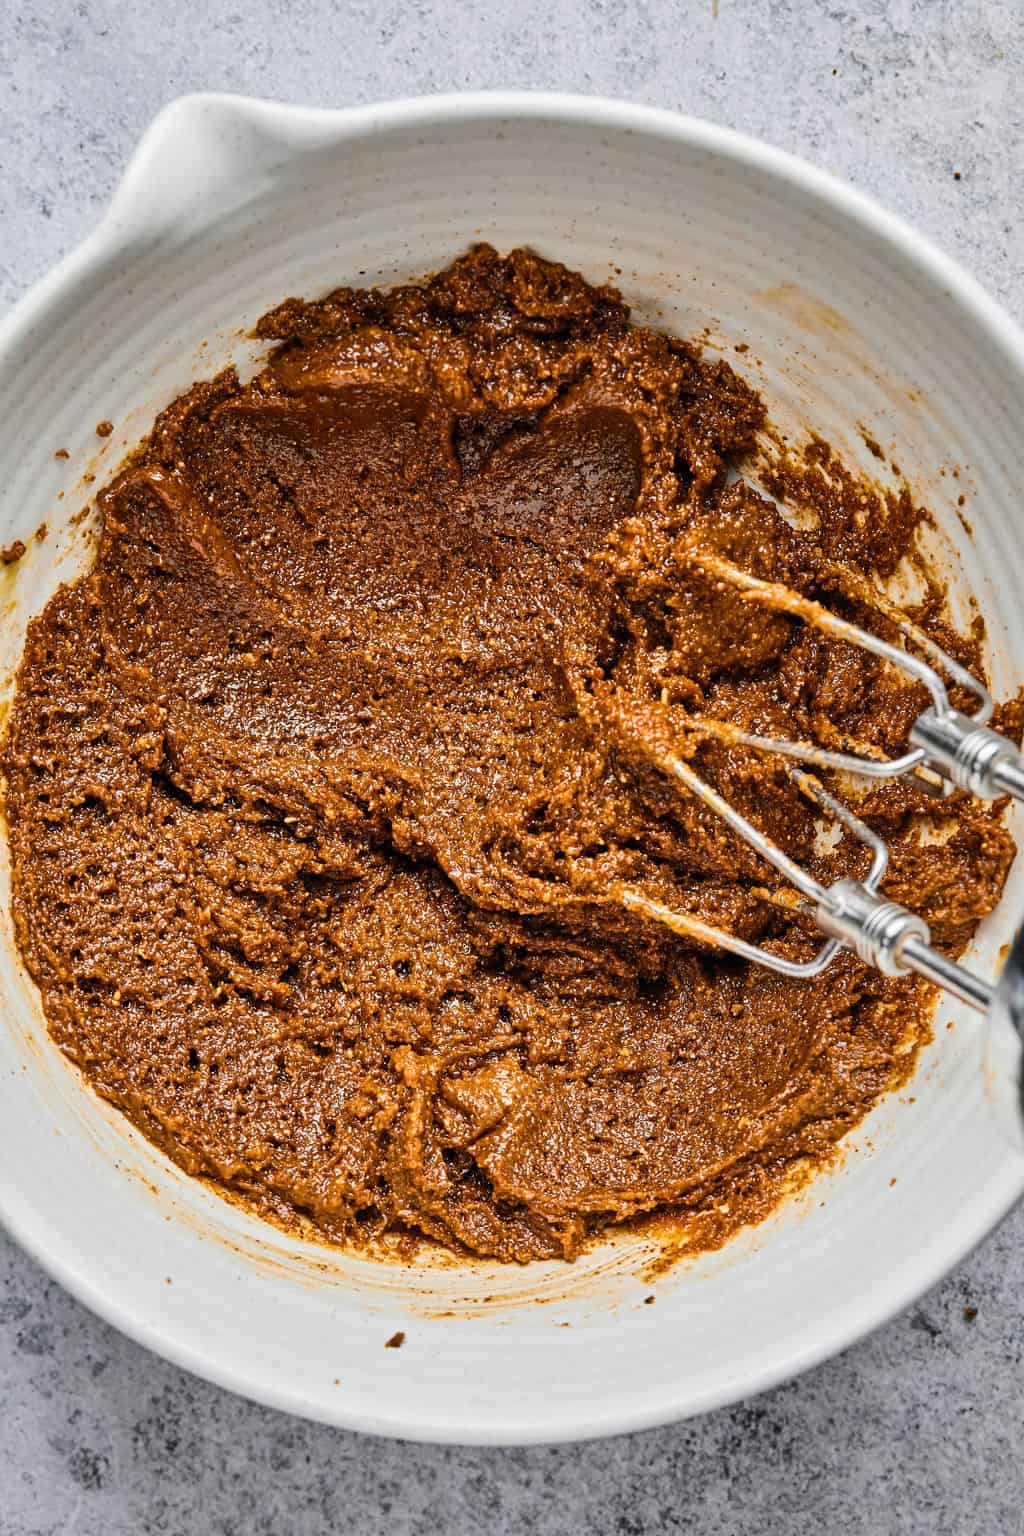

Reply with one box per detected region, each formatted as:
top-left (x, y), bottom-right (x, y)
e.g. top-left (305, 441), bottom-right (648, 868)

top-left (618, 550), bottom-right (1024, 1024)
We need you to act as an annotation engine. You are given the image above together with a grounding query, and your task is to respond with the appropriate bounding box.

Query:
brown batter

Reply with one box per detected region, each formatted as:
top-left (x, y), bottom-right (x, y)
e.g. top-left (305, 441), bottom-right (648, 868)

top-left (3, 247), bottom-right (1017, 1263)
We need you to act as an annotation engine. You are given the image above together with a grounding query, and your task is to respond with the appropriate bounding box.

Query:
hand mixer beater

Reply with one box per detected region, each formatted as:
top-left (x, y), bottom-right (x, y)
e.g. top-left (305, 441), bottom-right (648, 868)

top-left (617, 548), bottom-right (1024, 1034)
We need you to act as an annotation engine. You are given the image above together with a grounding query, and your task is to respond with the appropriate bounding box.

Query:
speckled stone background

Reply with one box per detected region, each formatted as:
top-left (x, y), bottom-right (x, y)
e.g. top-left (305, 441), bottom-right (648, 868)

top-left (2, 2), bottom-right (1023, 1531)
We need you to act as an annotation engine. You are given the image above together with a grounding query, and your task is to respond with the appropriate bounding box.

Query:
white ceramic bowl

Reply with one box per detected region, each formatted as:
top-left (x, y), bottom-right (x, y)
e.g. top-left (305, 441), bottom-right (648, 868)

top-left (2, 92), bottom-right (1024, 1446)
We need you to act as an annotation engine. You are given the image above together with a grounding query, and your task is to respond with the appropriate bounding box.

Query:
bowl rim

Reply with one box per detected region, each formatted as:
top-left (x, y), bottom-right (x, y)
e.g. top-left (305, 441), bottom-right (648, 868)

top-left (2, 88), bottom-right (1024, 1444)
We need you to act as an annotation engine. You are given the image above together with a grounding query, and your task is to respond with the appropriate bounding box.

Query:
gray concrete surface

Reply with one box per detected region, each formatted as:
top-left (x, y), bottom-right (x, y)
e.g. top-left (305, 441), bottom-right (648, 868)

top-left (1, 1), bottom-right (1023, 1531)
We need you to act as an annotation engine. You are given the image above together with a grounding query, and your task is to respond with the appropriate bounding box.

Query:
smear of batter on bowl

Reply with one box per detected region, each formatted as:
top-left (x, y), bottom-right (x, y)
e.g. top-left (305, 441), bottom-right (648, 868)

top-left (3, 246), bottom-right (1019, 1263)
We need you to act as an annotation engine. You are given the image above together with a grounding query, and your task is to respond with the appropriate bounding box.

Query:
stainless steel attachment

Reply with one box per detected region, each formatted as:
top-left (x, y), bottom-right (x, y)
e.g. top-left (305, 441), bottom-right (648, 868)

top-left (619, 552), bottom-right (1024, 1021)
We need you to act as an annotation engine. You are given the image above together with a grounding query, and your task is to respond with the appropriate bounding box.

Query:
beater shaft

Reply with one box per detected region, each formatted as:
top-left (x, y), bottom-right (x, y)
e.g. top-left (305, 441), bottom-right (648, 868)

top-left (911, 708), bottom-right (1024, 801)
